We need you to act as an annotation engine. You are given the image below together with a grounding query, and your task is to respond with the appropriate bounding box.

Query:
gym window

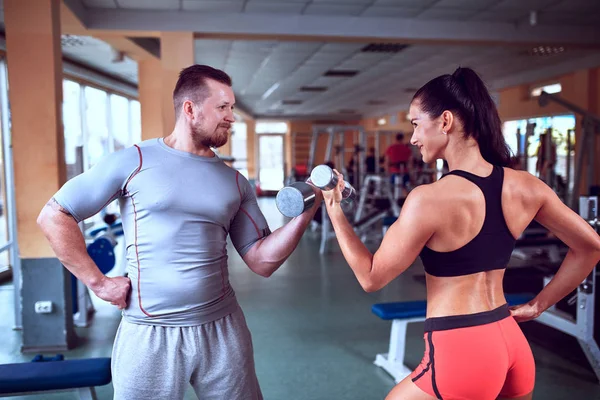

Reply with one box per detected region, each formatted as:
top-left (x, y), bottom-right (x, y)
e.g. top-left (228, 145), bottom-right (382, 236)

top-left (256, 121), bottom-right (288, 134)
top-left (531, 83), bottom-right (561, 97)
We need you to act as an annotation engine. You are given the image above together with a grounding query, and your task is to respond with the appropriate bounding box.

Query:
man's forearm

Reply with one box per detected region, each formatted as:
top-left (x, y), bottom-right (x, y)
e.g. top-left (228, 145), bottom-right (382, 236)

top-left (37, 202), bottom-right (105, 290)
top-left (245, 202), bottom-right (320, 276)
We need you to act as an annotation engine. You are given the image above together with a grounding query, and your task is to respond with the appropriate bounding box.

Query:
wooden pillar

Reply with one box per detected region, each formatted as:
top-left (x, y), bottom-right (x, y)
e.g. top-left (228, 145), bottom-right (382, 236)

top-left (138, 32), bottom-right (194, 140)
top-left (138, 58), bottom-right (164, 140)
top-left (161, 32), bottom-right (194, 135)
top-left (246, 120), bottom-right (257, 181)
top-left (588, 68), bottom-right (599, 187)
top-left (285, 122), bottom-right (292, 176)
top-left (5, 0), bottom-right (64, 258)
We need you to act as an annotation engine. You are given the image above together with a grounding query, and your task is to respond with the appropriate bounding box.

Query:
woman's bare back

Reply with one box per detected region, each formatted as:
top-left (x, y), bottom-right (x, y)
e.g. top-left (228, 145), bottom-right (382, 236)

top-left (423, 166), bottom-right (542, 317)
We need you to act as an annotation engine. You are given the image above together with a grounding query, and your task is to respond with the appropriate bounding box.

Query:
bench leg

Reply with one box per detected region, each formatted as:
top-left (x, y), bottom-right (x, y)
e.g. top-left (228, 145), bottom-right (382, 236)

top-left (374, 319), bottom-right (413, 383)
top-left (388, 319), bottom-right (407, 363)
top-left (77, 387), bottom-right (98, 400)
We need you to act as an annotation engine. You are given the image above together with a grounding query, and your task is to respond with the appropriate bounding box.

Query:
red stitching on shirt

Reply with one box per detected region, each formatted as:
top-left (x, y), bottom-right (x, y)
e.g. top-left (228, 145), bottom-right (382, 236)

top-left (236, 171), bottom-right (261, 236)
top-left (124, 146), bottom-right (168, 318)
top-left (128, 193), bottom-right (169, 318)
top-left (130, 195), bottom-right (152, 317)
top-left (239, 207), bottom-right (261, 236)
top-left (235, 171), bottom-right (243, 197)
top-left (124, 145), bottom-right (143, 193)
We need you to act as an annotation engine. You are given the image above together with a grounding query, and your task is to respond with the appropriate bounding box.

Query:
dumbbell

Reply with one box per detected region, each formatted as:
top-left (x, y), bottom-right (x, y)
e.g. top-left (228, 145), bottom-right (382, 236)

top-left (276, 181), bottom-right (318, 218)
top-left (310, 164), bottom-right (356, 204)
top-left (275, 165), bottom-right (357, 218)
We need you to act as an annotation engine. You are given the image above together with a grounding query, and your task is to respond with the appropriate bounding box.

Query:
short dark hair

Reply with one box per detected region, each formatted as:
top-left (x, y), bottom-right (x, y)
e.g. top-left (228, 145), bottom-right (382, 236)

top-left (173, 65), bottom-right (232, 115)
top-left (412, 67), bottom-right (511, 166)
top-left (396, 133), bottom-right (404, 141)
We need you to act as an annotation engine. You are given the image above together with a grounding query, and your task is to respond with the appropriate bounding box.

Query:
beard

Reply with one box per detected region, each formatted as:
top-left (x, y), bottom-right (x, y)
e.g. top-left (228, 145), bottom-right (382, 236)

top-left (191, 122), bottom-right (229, 149)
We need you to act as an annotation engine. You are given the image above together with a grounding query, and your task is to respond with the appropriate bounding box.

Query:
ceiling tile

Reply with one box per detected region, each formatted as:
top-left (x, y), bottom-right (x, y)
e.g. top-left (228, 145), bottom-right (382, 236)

top-left (319, 43), bottom-right (364, 53)
top-left (245, 0), bottom-right (306, 3)
top-left (303, 4), bottom-right (365, 16)
top-left (374, 0), bottom-right (437, 7)
top-left (471, 9), bottom-right (527, 22)
top-left (183, 0), bottom-right (244, 11)
top-left (361, 6), bottom-right (422, 17)
top-left (311, 0), bottom-right (373, 3)
top-left (493, 0), bottom-right (560, 10)
top-left (244, 2), bottom-right (305, 13)
top-left (433, 0), bottom-right (499, 9)
top-left (116, 0), bottom-right (179, 9)
top-left (547, 0), bottom-right (599, 11)
top-left (82, 0), bottom-right (118, 8)
top-left (417, 7), bottom-right (480, 19)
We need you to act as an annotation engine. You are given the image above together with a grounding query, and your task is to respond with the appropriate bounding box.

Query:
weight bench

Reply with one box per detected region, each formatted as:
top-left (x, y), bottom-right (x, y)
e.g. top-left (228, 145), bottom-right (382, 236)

top-left (0, 355), bottom-right (112, 399)
top-left (371, 293), bottom-right (535, 382)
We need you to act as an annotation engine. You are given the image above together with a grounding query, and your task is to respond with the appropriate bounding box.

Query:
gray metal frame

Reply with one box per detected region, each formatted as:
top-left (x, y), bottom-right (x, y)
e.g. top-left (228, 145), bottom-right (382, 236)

top-left (535, 195), bottom-right (600, 382)
top-left (308, 125), bottom-right (367, 189)
top-left (0, 59), bottom-right (22, 330)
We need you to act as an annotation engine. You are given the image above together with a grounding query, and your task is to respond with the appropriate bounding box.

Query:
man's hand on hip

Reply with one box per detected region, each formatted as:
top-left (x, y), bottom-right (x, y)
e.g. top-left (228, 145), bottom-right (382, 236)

top-left (91, 276), bottom-right (131, 309)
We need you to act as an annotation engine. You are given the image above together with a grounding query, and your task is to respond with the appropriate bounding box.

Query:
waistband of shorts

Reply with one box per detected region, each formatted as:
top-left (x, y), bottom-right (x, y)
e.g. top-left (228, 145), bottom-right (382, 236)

top-left (424, 303), bottom-right (510, 332)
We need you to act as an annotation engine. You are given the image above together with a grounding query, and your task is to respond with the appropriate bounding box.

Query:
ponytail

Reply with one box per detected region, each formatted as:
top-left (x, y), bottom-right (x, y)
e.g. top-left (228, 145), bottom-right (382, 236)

top-left (412, 67), bottom-right (512, 166)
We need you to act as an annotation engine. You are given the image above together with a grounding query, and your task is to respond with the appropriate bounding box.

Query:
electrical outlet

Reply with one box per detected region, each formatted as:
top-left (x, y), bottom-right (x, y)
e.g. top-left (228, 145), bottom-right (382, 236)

top-left (34, 301), bottom-right (53, 314)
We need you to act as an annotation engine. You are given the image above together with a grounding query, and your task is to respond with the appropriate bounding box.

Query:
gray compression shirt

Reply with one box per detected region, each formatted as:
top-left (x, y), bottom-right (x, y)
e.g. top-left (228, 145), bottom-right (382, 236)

top-left (54, 138), bottom-right (271, 326)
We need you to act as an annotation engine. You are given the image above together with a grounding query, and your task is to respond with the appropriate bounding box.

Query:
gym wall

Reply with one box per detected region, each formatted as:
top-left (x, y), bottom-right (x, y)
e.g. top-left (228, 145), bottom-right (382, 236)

top-left (498, 66), bottom-right (600, 189)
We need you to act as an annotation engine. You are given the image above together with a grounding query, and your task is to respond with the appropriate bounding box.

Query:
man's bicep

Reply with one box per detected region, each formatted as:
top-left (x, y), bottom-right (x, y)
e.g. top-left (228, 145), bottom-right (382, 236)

top-left (229, 196), bottom-right (271, 257)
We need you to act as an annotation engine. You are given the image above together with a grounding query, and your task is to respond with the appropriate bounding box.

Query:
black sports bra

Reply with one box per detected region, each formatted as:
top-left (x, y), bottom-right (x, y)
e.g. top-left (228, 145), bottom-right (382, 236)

top-left (419, 166), bottom-right (516, 277)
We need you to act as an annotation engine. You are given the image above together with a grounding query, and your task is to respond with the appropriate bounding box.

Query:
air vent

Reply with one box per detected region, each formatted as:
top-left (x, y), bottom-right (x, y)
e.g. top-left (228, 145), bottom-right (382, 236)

top-left (324, 70), bottom-right (359, 78)
top-left (300, 86), bottom-right (328, 92)
top-left (339, 109), bottom-right (357, 114)
top-left (403, 88), bottom-right (418, 93)
top-left (526, 46), bottom-right (566, 57)
top-left (367, 100), bottom-right (387, 105)
top-left (361, 43), bottom-right (409, 53)
top-left (61, 34), bottom-right (86, 48)
top-left (282, 100), bottom-right (302, 105)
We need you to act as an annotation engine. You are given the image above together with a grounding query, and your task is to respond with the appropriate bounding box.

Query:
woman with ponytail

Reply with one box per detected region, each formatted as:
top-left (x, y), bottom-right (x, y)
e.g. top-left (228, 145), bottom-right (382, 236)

top-left (321, 67), bottom-right (600, 399)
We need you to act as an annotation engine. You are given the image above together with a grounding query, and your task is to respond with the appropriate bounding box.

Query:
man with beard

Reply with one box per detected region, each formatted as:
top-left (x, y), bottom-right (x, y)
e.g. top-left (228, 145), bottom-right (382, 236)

top-left (37, 65), bottom-right (323, 400)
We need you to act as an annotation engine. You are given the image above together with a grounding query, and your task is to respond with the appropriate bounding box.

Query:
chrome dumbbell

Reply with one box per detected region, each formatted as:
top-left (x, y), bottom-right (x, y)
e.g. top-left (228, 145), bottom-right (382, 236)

top-left (309, 164), bottom-right (356, 203)
top-left (275, 181), bottom-right (318, 218)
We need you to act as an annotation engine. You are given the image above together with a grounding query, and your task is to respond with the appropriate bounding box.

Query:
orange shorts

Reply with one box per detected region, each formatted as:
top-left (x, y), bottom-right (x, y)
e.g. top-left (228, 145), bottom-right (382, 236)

top-left (411, 304), bottom-right (535, 399)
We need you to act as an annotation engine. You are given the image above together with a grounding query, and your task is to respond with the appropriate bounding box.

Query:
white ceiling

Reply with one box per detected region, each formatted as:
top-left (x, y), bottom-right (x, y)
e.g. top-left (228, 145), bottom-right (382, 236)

top-left (5, 0), bottom-right (600, 119)
top-left (79, 0), bottom-right (600, 26)
top-left (194, 39), bottom-right (597, 118)
top-left (61, 34), bottom-right (138, 84)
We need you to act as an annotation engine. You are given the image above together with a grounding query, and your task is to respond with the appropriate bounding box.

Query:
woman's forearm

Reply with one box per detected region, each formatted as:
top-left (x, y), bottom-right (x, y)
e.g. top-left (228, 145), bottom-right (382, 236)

top-left (326, 204), bottom-right (375, 290)
top-left (533, 249), bottom-right (600, 314)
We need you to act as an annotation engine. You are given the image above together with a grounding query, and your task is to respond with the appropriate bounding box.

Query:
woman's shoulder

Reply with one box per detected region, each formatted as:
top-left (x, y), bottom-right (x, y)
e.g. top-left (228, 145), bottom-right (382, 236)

top-left (502, 167), bottom-right (550, 210)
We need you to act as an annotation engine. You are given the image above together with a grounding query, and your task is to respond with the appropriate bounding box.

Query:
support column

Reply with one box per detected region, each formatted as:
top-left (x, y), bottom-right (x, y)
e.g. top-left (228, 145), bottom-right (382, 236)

top-left (139, 58), bottom-right (164, 140)
top-left (5, 0), bottom-right (65, 258)
top-left (246, 120), bottom-right (257, 182)
top-left (285, 123), bottom-right (292, 176)
top-left (5, 0), bottom-right (76, 350)
top-left (588, 68), bottom-right (600, 188)
top-left (138, 32), bottom-right (194, 140)
top-left (161, 32), bottom-right (194, 135)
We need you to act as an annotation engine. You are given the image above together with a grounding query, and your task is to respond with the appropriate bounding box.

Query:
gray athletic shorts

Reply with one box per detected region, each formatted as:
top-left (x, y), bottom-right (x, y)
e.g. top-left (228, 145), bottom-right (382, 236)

top-left (111, 307), bottom-right (263, 400)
